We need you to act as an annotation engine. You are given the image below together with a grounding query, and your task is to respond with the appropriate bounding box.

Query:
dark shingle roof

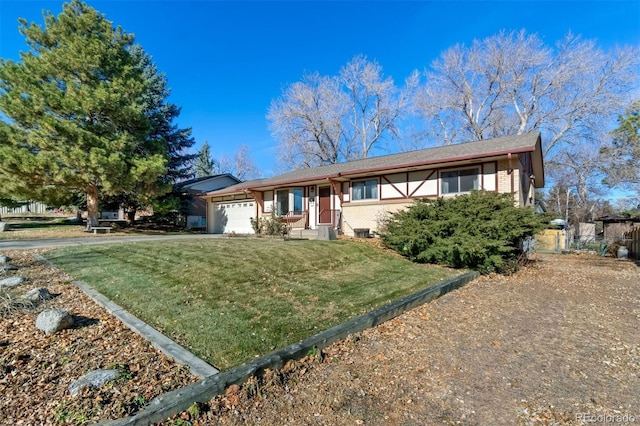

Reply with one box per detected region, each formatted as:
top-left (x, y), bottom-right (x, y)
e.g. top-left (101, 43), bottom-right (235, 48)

top-left (175, 173), bottom-right (240, 189)
top-left (205, 132), bottom-right (543, 196)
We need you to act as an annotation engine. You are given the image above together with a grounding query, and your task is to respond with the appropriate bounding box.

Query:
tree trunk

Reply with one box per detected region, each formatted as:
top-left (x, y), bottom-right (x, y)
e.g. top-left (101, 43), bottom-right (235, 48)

top-left (127, 209), bottom-right (136, 224)
top-left (86, 182), bottom-right (100, 230)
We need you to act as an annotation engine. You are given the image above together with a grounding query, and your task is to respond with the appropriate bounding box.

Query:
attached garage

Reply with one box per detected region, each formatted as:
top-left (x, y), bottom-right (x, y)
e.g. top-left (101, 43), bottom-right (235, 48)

top-left (210, 200), bottom-right (255, 234)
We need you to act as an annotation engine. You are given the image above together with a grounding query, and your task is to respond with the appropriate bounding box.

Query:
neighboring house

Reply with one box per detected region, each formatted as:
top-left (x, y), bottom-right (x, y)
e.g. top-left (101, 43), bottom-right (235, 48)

top-left (201, 132), bottom-right (545, 236)
top-left (175, 174), bottom-right (241, 228)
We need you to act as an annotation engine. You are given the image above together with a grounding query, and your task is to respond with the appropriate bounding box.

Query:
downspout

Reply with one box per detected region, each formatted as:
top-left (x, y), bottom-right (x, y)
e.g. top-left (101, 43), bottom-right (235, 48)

top-left (529, 174), bottom-right (536, 206)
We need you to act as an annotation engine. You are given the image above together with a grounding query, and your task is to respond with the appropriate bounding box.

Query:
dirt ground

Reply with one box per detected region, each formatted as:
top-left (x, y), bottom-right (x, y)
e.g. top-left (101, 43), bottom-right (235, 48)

top-left (1, 250), bottom-right (638, 425)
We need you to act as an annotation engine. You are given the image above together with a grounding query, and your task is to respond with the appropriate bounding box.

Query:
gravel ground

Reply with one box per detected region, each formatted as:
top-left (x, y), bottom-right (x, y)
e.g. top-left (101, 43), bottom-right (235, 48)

top-left (1, 250), bottom-right (638, 425)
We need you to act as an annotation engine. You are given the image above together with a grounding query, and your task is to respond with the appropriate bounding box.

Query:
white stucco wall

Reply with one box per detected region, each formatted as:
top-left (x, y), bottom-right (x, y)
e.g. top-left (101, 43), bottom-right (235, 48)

top-left (341, 201), bottom-right (413, 237)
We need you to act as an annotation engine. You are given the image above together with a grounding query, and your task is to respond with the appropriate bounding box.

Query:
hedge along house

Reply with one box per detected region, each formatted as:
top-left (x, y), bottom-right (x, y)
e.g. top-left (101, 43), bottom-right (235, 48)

top-left (201, 132), bottom-right (545, 237)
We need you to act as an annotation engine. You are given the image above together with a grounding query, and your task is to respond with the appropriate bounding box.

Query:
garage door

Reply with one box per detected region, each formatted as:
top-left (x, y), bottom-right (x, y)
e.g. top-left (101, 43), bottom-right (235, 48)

top-left (213, 201), bottom-right (255, 234)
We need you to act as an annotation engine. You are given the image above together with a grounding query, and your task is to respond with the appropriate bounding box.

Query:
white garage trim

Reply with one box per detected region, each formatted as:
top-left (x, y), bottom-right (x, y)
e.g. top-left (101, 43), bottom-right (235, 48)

top-left (212, 200), bottom-right (255, 234)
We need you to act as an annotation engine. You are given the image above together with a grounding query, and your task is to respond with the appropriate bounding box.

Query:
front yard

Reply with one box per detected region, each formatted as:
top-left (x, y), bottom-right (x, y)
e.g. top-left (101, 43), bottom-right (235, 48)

top-left (45, 239), bottom-right (458, 370)
top-left (2, 242), bottom-right (638, 424)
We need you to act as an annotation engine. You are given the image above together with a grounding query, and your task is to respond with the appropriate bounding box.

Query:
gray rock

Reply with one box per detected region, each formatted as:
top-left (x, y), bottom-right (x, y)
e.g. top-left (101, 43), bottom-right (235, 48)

top-left (0, 255), bottom-right (10, 264)
top-left (23, 287), bottom-right (55, 302)
top-left (0, 276), bottom-right (27, 287)
top-left (1, 265), bottom-right (18, 271)
top-left (68, 369), bottom-right (121, 397)
top-left (35, 309), bottom-right (74, 335)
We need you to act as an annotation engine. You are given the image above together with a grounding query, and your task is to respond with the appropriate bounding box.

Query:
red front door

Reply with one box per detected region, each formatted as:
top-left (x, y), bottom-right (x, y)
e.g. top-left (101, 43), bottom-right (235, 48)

top-left (318, 187), bottom-right (331, 224)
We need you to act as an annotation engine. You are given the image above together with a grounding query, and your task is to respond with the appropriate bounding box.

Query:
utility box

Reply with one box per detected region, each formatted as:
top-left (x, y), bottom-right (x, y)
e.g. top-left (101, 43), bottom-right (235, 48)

top-left (317, 225), bottom-right (337, 240)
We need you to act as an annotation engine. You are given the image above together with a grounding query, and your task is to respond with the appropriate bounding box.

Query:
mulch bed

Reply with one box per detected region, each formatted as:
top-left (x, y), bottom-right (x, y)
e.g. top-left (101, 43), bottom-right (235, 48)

top-left (0, 250), bottom-right (197, 425)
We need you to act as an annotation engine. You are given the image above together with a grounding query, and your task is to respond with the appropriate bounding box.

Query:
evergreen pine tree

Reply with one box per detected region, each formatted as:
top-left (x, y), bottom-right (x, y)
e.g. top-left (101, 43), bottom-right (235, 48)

top-left (0, 1), bottom-right (167, 228)
top-left (193, 141), bottom-right (216, 178)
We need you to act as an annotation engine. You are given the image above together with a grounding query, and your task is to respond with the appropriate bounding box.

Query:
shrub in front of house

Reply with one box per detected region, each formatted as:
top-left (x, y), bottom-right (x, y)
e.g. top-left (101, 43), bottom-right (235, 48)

top-left (250, 212), bottom-right (286, 236)
top-left (379, 191), bottom-right (549, 274)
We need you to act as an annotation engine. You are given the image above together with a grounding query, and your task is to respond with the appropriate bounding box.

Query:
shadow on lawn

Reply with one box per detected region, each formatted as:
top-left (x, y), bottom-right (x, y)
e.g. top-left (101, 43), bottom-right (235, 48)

top-left (4, 217), bottom-right (81, 230)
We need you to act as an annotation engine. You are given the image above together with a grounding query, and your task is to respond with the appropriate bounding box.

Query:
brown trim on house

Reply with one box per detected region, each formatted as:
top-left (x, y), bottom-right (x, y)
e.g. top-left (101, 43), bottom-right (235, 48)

top-left (203, 138), bottom-right (541, 198)
top-left (408, 169), bottom-right (436, 198)
top-left (381, 175), bottom-right (407, 199)
top-left (406, 172), bottom-right (409, 197)
top-left (375, 196), bottom-right (414, 202)
top-left (249, 190), bottom-right (264, 215)
top-left (334, 146), bottom-right (536, 180)
top-left (328, 179), bottom-right (343, 206)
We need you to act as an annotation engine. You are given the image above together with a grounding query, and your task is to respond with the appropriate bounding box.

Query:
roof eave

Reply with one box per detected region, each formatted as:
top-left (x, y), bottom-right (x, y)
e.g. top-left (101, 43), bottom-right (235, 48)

top-left (202, 134), bottom-right (544, 197)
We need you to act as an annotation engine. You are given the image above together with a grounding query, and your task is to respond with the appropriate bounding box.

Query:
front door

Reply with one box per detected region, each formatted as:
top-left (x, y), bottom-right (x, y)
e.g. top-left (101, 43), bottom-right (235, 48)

top-left (318, 186), bottom-right (331, 224)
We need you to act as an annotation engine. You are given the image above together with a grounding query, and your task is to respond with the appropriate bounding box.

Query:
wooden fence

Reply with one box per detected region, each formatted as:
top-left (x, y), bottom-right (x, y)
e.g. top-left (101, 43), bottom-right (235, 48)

top-left (0, 201), bottom-right (50, 216)
top-left (623, 226), bottom-right (639, 259)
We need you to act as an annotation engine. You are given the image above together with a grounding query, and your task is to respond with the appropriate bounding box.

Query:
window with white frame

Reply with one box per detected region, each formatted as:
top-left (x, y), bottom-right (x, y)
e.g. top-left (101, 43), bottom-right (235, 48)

top-left (352, 179), bottom-right (378, 201)
top-left (441, 168), bottom-right (480, 195)
top-left (276, 188), bottom-right (304, 215)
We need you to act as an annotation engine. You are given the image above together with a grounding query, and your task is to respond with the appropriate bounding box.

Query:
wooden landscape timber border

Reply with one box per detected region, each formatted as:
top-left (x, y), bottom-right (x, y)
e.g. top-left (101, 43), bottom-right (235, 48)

top-left (33, 254), bottom-right (219, 379)
top-left (99, 270), bottom-right (480, 426)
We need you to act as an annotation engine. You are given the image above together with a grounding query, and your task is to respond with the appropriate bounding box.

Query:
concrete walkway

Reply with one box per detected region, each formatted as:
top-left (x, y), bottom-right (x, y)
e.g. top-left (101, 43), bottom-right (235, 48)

top-left (0, 233), bottom-right (223, 250)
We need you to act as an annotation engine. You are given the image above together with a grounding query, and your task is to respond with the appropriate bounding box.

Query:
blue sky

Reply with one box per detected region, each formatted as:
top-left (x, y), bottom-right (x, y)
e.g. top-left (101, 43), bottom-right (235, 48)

top-left (1, 1), bottom-right (639, 178)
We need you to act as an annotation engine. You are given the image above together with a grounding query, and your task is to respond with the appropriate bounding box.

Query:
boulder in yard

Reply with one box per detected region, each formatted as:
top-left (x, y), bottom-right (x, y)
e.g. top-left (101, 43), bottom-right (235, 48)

top-left (23, 288), bottom-right (55, 302)
top-left (0, 276), bottom-right (27, 287)
top-left (68, 369), bottom-right (121, 397)
top-left (0, 254), bottom-right (10, 264)
top-left (35, 309), bottom-right (74, 335)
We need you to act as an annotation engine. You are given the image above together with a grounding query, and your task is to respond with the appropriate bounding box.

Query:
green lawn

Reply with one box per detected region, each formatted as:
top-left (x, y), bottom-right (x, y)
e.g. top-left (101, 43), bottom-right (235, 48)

top-left (46, 239), bottom-right (458, 370)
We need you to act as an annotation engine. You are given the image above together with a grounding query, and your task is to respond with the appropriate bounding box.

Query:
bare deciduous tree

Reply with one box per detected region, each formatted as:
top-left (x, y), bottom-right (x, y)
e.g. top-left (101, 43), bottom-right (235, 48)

top-left (268, 72), bottom-right (347, 168)
top-left (415, 30), bottom-right (639, 159)
top-left (341, 55), bottom-right (419, 159)
top-left (217, 144), bottom-right (262, 181)
top-left (268, 56), bottom-right (418, 169)
top-left (415, 30), bottom-right (639, 218)
top-left (600, 100), bottom-right (640, 192)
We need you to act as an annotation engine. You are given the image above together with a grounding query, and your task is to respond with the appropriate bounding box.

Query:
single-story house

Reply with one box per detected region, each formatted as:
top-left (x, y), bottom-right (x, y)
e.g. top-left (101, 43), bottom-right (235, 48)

top-left (174, 174), bottom-right (241, 228)
top-left (201, 132), bottom-right (545, 237)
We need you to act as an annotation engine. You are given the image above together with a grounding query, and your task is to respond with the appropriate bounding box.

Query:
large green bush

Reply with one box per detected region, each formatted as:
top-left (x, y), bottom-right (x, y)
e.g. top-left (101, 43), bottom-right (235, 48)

top-left (379, 191), bottom-right (548, 274)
